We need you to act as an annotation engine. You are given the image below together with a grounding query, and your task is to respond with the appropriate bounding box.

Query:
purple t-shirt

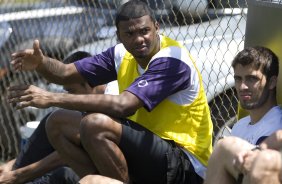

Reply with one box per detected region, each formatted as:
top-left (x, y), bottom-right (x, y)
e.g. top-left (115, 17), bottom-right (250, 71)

top-left (74, 47), bottom-right (117, 87)
top-left (74, 45), bottom-right (193, 111)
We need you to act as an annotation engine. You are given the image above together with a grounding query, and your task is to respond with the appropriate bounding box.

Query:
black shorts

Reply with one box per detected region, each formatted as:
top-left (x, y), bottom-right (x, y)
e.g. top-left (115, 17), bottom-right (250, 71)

top-left (13, 112), bottom-right (80, 184)
top-left (25, 167), bottom-right (79, 184)
top-left (119, 119), bottom-right (203, 184)
top-left (13, 113), bottom-right (55, 169)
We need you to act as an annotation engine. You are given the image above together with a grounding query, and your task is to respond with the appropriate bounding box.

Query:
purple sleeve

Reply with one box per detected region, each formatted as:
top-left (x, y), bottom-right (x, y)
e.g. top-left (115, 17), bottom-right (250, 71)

top-left (126, 57), bottom-right (191, 111)
top-left (74, 46), bottom-right (117, 87)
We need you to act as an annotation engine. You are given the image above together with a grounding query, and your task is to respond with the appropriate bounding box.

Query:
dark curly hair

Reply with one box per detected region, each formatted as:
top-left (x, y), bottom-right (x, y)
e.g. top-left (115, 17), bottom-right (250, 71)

top-left (232, 46), bottom-right (279, 79)
top-left (115, 0), bottom-right (156, 29)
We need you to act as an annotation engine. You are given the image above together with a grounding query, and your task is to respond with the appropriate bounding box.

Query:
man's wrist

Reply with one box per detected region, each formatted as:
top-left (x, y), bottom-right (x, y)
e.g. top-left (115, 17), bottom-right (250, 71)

top-left (36, 55), bottom-right (47, 71)
top-left (41, 56), bottom-right (49, 66)
top-left (251, 145), bottom-right (262, 151)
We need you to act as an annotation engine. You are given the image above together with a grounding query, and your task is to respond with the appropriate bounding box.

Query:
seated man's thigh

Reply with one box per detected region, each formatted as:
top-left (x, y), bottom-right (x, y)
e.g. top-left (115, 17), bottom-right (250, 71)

top-left (119, 119), bottom-right (194, 184)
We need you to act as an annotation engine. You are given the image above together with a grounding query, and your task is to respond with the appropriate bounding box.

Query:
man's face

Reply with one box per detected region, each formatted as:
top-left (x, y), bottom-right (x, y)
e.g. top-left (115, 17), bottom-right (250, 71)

top-left (234, 64), bottom-right (270, 110)
top-left (117, 15), bottom-right (159, 60)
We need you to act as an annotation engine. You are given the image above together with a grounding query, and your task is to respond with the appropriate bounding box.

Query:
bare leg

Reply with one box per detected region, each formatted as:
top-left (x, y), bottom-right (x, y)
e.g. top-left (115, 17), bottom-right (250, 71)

top-left (80, 113), bottom-right (128, 182)
top-left (79, 174), bottom-right (123, 184)
top-left (46, 109), bottom-right (97, 177)
top-left (205, 137), bottom-right (254, 184)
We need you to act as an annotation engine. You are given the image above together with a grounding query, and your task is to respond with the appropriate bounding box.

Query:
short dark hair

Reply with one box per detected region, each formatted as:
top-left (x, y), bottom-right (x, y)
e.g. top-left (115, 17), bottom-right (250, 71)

top-left (63, 51), bottom-right (91, 64)
top-left (63, 51), bottom-right (92, 87)
top-left (232, 46), bottom-right (279, 79)
top-left (115, 0), bottom-right (156, 28)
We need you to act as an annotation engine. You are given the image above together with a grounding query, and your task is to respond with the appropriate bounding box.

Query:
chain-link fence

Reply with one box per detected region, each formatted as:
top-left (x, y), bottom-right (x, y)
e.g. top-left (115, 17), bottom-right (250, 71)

top-left (0, 0), bottom-right (247, 161)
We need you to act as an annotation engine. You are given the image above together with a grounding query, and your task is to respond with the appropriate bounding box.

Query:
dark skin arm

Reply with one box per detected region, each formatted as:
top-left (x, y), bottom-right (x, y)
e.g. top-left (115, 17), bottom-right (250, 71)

top-left (0, 152), bottom-right (64, 184)
top-left (10, 40), bottom-right (142, 117)
top-left (8, 84), bottom-right (143, 118)
top-left (11, 40), bottom-right (83, 85)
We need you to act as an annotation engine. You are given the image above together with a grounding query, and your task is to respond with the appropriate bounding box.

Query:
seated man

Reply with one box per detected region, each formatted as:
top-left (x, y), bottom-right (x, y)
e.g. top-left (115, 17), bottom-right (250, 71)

top-left (230, 46), bottom-right (282, 144)
top-left (9, 1), bottom-right (213, 183)
top-left (205, 46), bottom-right (282, 183)
top-left (0, 51), bottom-right (118, 183)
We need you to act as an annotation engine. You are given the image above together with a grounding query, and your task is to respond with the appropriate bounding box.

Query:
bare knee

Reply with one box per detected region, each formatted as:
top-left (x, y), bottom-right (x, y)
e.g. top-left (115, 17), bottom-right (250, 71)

top-left (215, 137), bottom-right (254, 171)
top-left (80, 113), bottom-right (120, 149)
top-left (212, 137), bottom-right (247, 158)
top-left (206, 136), bottom-right (254, 182)
top-left (46, 109), bottom-right (81, 144)
top-left (215, 136), bottom-right (254, 154)
top-left (46, 109), bottom-right (67, 141)
top-left (80, 113), bottom-right (107, 145)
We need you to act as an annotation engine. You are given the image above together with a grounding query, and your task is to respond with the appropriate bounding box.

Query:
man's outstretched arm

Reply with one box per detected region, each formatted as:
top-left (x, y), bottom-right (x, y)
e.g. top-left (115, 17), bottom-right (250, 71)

top-left (8, 84), bottom-right (143, 118)
top-left (0, 151), bottom-right (64, 183)
top-left (11, 40), bottom-right (84, 85)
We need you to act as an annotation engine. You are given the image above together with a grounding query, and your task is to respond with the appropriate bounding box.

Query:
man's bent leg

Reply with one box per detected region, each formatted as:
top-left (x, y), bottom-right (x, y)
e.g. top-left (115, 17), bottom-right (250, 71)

top-left (46, 109), bottom-right (97, 177)
top-left (80, 115), bottom-right (199, 184)
top-left (79, 113), bottom-right (128, 182)
top-left (119, 119), bottom-right (195, 184)
top-left (205, 137), bottom-right (254, 184)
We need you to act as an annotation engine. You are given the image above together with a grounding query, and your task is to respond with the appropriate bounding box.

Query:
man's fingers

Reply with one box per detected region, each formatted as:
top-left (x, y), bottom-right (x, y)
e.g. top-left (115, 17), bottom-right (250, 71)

top-left (11, 57), bottom-right (22, 65)
top-left (12, 64), bottom-right (21, 71)
top-left (11, 48), bottom-right (34, 59)
top-left (33, 40), bottom-right (41, 55)
top-left (7, 85), bottom-right (30, 102)
top-left (8, 95), bottom-right (23, 103)
top-left (11, 48), bottom-right (35, 71)
top-left (11, 52), bottom-right (26, 58)
top-left (9, 94), bottom-right (32, 103)
top-left (233, 150), bottom-right (250, 173)
top-left (8, 84), bottom-right (29, 91)
top-left (11, 57), bottom-right (24, 71)
top-left (16, 101), bottom-right (29, 109)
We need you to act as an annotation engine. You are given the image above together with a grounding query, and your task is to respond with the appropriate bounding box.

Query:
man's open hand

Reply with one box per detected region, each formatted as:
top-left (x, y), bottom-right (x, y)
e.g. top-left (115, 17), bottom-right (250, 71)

top-left (8, 84), bottom-right (53, 109)
top-left (10, 40), bottom-right (44, 71)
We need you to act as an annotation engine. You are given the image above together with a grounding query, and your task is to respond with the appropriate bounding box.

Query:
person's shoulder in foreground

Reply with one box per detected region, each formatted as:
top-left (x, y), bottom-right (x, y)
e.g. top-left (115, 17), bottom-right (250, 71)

top-left (79, 175), bottom-right (124, 184)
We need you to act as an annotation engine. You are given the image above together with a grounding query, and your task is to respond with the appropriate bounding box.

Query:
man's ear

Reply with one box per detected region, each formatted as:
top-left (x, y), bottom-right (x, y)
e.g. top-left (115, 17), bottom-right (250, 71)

top-left (155, 21), bottom-right (160, 33)
top-left (268, 75), bottom-right (278, 90)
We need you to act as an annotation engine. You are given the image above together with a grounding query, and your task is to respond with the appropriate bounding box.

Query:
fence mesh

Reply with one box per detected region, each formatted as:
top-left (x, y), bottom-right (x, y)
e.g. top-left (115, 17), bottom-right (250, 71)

top-left (0, 0), bottom-right (247, 161)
